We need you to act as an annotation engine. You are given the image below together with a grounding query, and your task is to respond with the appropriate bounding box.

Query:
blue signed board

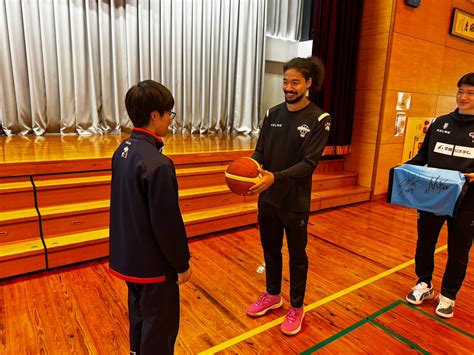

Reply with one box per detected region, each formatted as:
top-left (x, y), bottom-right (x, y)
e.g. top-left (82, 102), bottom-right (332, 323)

top-left (390, 164), bottom-right (466, 217)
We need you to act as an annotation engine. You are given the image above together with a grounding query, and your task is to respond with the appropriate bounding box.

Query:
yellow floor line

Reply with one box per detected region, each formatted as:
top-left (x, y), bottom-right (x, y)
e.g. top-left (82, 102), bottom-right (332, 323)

top-left (198, 244), bottom-right (448, 354)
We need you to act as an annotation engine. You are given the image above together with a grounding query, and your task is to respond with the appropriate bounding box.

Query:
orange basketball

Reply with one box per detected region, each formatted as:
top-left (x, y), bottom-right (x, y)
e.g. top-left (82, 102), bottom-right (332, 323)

top-left (225, 157), bottom-right (262, 196)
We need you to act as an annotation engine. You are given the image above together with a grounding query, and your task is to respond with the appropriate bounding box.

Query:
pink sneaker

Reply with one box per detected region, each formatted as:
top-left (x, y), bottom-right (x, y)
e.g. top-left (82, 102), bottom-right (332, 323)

top-left (246, 292), bottom-right (283, 317)
top-left (281, 306), bottom-right (304, 335)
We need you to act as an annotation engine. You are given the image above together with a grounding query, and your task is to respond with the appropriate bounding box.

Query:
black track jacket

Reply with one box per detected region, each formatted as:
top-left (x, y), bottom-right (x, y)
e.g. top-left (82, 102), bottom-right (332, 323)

top-left (252, 102), bottom-right (331, 212)
top-left (407, 109), bottom-right (474, 173)
top-left (109, 128), bottom-right (190, 283)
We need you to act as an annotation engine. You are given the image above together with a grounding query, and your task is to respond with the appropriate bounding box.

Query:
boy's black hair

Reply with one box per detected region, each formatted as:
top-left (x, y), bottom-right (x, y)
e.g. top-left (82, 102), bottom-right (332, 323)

top-left (283, 57), bottom-right (325, 91)
top-left (125, 80), bottom-right (174, 128)
top-left (457, 73), bottom-right (474, 88)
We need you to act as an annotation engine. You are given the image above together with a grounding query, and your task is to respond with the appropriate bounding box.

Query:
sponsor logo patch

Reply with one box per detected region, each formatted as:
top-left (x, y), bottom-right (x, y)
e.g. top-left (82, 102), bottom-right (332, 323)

top-left (434, 142), bottom-right (454, 156)
top-left (453, 145), bottom-right (474, 159)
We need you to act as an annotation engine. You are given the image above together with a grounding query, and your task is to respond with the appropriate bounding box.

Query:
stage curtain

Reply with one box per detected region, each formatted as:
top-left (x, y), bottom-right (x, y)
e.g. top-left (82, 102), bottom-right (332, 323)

top-left (266, 0), bottom-right (303, 41)
top-left (0, 0), bottom-right (266, 135)
top-left (311, 0), bottom-right (364, 156)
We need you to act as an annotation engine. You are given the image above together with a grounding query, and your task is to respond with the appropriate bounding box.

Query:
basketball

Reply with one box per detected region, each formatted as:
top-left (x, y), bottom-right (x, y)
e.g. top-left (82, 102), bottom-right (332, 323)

top-left (225, 157), bottom-right (262, 195)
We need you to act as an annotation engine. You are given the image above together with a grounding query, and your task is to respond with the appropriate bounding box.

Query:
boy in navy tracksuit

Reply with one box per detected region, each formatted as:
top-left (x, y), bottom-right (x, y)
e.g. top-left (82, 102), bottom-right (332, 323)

top-left (109, 80), bottom-right (191, 354)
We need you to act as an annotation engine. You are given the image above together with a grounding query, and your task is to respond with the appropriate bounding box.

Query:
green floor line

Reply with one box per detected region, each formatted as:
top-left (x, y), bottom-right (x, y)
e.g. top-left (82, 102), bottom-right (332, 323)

top-left (370, 320), bottom-right (429, 354)
top-left (403, 302), bottom-right (474, 338)
top-left (301, 301), bottom-right (403, 354)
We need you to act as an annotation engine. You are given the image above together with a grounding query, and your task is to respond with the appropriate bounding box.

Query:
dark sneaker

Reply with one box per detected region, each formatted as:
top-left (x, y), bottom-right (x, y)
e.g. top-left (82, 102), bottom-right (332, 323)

top-left (436, 294), bottom-right (455, 318)
top-left (246, 292), bottom-right (283, 317)
top-left (281, 306), bottom-right (304, 335)
top-left (406, 282), bottom-right (434, 305)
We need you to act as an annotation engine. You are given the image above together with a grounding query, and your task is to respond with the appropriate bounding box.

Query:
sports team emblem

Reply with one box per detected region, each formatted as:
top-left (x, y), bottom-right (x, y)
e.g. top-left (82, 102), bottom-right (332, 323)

top-left (443, 122), bottom-right (449, 130)
top-left (121, 146), bottom-right (129, 158)
top-left (325, 122), bottom-right (331, 131)
top-left (297, 124), bottom-right (310, 138)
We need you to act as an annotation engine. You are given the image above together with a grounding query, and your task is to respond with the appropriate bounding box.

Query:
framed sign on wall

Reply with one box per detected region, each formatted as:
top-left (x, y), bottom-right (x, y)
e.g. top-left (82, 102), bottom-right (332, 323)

top-left (450, 8), bottom-right (474, 42)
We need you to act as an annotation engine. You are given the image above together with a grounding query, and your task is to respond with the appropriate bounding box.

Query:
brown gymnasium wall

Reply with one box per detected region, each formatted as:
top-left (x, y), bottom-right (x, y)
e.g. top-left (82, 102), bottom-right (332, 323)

top-left (346, 0), bottom-right (474, 196)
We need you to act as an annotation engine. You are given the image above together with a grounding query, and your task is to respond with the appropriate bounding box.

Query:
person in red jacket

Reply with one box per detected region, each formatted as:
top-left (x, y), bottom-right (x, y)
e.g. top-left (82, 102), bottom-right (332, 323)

top-left (109, 80), bottom-right (191, 354)
top-left (405, 73), bottom-right (474, 319)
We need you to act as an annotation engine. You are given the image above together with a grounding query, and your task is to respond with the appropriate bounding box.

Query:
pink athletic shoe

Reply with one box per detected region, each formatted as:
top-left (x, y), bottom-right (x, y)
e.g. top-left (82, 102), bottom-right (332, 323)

top-left (246, 292), bottom-right (283, 317)
top-left (281, 306), bottom-right (304, 335)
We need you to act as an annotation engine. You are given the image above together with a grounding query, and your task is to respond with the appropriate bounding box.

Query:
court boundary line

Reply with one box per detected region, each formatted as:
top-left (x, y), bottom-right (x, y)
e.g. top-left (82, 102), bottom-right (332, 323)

top-left (198, 245), bottom-right (448, 354)
top-left (302, 301), bottom-right (429, 354)
top-left (404, 302), bottom-right (474, 338)
top-left (302, 300), bottom-right (473, 353)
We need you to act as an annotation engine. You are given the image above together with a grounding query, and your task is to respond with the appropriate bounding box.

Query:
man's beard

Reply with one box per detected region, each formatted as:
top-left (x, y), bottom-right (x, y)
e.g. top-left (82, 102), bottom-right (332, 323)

top-left (284, 91), bottom-right (305, 104)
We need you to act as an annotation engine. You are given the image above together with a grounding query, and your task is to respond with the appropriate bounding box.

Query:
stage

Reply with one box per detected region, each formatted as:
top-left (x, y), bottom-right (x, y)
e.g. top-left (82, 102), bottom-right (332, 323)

top-left (0, 133), bottom-right (257, 177)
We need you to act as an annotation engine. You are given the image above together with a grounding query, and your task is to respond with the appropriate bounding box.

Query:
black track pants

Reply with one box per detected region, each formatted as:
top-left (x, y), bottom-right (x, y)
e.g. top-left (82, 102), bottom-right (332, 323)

top-left (258, 201), bottom-right (310, 308)
top-left (415, 188), bottom-right (474, 299)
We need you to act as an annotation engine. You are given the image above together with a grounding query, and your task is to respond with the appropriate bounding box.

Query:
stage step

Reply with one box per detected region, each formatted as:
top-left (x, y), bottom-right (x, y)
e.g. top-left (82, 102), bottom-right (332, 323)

top-left (33, 173), bottom-right (111, 207)
top-left (45, 229), bottom-right (109, 268)
top-left (0, 177), bottom-right (36, 212)
top-left (39, 200), bottom-right (110, 238)
top-left (312, 171), bottom-right (358, 190)
top-left (176, 166), bottom-right (227, 189)
top-left (314, 185), bottom-right (372, 210)
top-left (0, 238), bottom-right (46, 278)
top-left (0, 177), bottom-right (46, 277)
top-left (184, 202), bottom-right (258, 237)
top-left (179, 185), bottom-right (242, 213)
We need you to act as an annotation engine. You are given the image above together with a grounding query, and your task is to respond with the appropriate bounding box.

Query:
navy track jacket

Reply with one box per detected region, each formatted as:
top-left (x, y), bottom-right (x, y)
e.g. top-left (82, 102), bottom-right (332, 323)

top-left (109, 128), bottom-right (190, 283)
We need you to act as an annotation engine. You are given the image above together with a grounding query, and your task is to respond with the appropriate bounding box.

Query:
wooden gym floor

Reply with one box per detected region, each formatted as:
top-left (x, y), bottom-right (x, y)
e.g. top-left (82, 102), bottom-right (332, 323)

top-left (1, 200), bottom-right (472, 354)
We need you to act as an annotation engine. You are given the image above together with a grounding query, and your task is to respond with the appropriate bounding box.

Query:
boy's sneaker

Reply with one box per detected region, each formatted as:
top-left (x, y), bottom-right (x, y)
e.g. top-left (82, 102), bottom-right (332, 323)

top-left (436, 294), bottom-right (455, 318)
top-left (281, 306), bottom-right (304, 335)
top-left (406, 282), bottom-right (434, 305)
top-left (246, 292), bottom-right (283, 317)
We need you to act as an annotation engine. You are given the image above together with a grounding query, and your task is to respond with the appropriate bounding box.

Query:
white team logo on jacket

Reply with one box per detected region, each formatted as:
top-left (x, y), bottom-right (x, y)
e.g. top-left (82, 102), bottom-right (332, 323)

top-left (121, 146), bottom-right (129, 158)
top-left (297, 124), bottom-right (310, 138)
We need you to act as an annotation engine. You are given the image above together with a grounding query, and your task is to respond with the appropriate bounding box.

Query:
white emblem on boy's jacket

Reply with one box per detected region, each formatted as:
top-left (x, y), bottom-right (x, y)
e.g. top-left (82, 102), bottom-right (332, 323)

top-left (121, 146), bottom-right (129, 158)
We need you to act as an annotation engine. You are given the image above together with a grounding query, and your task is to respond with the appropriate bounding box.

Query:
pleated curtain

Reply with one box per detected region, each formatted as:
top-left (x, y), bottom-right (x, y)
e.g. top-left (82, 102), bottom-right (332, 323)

top-left (0, 0), bottom-right (267, 135)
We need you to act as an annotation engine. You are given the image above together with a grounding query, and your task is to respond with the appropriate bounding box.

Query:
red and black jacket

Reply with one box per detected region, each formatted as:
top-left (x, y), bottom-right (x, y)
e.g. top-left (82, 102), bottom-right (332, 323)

top-left (109, 128), bottom-right (190, 283)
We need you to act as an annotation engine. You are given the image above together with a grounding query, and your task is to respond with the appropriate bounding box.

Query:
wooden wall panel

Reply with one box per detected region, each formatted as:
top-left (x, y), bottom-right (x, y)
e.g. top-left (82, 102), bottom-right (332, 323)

top-left (360, 0), bottom-right (393, 36)
top-left (352, 90), bottom-right (382, 144)
top-left (438, 47), bottom-right (474, 95)
top-left (387, 33), bottom-right (445, 94)
top-left (344, 142), bottom-right (376, 188)
top-left (394, 0), bottom-right (452, 45)
top-left (381, 91), bottom-right (438, 144)
top-left (374, 143), bottom-right (404, 195)
top-left (356, 33), bottom-right (390, 90)
top-left (352, 0), bottom-right (473, 197)
top-left (436, 95), bottom-right (457, 117)
top-left (445, 0), bottom-right (474, 54)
